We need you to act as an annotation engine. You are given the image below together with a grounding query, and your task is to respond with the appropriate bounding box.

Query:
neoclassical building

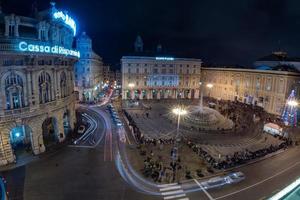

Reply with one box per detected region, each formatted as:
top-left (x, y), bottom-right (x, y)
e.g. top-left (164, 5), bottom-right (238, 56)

top-left (201, 67), bottom-right (300, 115)
top-left (122, 56), bottom-right (202, 100)
top-left (0, 3), bottom-right (78, 165)
top-left (121, 36), bottom-right (202, 100)
top-left (75, 32), bottom-right (104, 101)
top-left (121, 36), bottom-right (300, 116)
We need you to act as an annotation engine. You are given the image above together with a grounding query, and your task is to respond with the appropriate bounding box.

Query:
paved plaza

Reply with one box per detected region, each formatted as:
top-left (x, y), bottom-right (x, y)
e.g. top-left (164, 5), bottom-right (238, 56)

top-left (122, 99), bottom-right (289, 174)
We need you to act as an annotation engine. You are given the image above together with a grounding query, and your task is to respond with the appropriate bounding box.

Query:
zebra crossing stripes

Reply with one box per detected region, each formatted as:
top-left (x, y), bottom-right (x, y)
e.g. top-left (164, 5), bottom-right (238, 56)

top-left (158, 183), bottom-right (189, 200)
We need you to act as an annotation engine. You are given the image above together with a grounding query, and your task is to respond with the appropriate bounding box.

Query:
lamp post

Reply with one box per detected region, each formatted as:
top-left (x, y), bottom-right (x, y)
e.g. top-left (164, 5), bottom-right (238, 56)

top-left (172, 106), bottom-right (187, 160)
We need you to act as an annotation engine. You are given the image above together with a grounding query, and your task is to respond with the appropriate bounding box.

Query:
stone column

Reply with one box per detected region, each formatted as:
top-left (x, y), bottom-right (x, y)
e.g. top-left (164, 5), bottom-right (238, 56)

top-left (195, 89), bottom-right (200, 99)
top-left (139, 91), bottom-right (143, 100)
top-left (157, 90), bottom-right (161, 99)
top-left (4, 17), bottom-right (9, 37)
top-left (31, 125), bottom-right (46, 155)
top-left (26, 72), bottom-right (32, 106)
top-left (164, 90), bottom-right (168, 99)
top-left (0, 84), bottom-right (5, 112)
top-left (181, 90), bottom-right (185, 99)
top-left (0, 126), bottom-right (15, 165)
top-left (32, 71), bottom-right (39, 107)
top-left (52, 70), bottom-right (57, 100)
top-left (173, 90), bottom-right (176, 99)
top-left (188, 91), bottom-right (192, 99)
top-left (149, 90), bottom-right (153, 99)
top-left (146, 90), bottom-right (150, 100)
top-left (69, 103), bottom-right (76, 130)
top-left (57, 114), bottom-right (65, 142)
top-left (122, 90), bottom-right (126, 100)
top-left (130, 90), bottom-right (135, 100)
top-left (14, 17), bottom-right (20, 37)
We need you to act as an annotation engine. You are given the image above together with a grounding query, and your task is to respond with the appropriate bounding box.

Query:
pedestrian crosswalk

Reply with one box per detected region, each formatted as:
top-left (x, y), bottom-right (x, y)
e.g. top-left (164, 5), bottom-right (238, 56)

top-left (159, 183), bottom-right (189, 200)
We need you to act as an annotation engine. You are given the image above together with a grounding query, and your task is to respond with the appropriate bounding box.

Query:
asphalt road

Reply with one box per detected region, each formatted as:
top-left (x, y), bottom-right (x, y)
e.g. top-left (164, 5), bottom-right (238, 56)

top-left (1, 106), bottom-right (160, 200)
top-left (2, 105), bottom-right (300, 200)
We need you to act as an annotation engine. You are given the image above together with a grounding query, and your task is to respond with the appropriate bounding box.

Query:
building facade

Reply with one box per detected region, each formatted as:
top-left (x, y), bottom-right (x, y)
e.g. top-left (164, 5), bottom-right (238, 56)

top-left (0, 3), bottom-right (78, 165)
top-left (75, 32), bottom-right (104, 101)
top-left (115, 69), bottom-right (122, 87)
top-left (201, 67), bottom-right (300, 115)
top-left (103, 65), bottom-right (110, 83)
top-left (121, 56), bottom-right (202, 100)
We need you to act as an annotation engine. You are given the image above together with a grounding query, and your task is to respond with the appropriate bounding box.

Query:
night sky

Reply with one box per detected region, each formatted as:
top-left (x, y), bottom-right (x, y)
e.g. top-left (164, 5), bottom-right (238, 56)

top-left (3, 0), bottom-right (300, 69)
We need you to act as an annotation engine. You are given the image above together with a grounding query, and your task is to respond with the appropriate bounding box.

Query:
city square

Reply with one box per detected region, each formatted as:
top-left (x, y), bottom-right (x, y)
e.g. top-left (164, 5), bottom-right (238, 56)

top-left (0, 1), bottom-right (299, 200)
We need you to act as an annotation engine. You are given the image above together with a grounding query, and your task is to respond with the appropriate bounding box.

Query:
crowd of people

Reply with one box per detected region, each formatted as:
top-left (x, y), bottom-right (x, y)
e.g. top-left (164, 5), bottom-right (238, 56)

top-left (186, 136), bottom-right (292, 170)
top-left (141, 151), bottom-right (183, 183)
top-left (123, 99), bottom-right (294, 182)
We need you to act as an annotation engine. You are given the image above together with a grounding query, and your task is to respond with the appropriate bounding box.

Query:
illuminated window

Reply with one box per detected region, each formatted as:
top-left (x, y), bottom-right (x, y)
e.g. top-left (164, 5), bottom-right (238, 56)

top-left (256, 77), bottom-right (260, 90)
top-left (266, 77), bottom-right (272, 91)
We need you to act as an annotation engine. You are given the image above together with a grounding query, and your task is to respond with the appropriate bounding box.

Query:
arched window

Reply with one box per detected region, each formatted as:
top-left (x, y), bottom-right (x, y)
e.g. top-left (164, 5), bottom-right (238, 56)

top-left (60, 71), bottom-right (67, 98)
top-left (38, 71), bottom-right (52, 103)
top-left (5, 72), bottom-right (24, 109)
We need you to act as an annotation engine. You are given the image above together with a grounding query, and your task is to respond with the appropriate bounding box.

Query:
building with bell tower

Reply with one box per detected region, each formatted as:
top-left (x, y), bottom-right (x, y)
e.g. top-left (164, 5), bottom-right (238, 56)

top-left (134, 35), bottom-right (143, 52)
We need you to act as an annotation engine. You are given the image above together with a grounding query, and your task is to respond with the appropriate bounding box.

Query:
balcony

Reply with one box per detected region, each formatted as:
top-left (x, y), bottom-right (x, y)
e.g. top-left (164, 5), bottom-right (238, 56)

top-left (0, 95), bottom-right (75, 122)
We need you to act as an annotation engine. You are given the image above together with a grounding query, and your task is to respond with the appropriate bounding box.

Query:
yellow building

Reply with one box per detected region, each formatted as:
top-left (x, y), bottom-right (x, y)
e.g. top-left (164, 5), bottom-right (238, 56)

top-left (201, 67), bottom-right (300, 115)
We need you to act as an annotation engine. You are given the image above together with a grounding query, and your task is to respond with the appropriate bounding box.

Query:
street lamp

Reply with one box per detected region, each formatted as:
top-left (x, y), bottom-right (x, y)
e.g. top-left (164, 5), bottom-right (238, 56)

top-left (287, 100), bottom-right (298, 107)
top-left (172, 106), bottom-right (187, 160)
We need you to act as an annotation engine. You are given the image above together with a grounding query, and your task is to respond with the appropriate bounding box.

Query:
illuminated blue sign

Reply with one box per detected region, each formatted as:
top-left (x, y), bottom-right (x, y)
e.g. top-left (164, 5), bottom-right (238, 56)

top-left (147, 75), bottom-right (179, 87)
top-left (53, 11), bottom-right (76, 36)
top-left (18, 41), bottom-right (80, 58)
top-left (155, 57), bottom-right (174, 61)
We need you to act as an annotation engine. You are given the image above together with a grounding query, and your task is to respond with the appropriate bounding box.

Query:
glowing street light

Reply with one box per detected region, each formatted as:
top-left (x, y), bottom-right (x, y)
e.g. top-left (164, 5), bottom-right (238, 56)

top-left (287, 100), bottom-right (298, 107)
top-left (206, 83), bottom-right (213, 89)
top-left (172, 106), bottom-right (188, 160)
top-left (128, 83), bottom-right (135, 88)
top-left (172, 107), bottom-right (188, 116)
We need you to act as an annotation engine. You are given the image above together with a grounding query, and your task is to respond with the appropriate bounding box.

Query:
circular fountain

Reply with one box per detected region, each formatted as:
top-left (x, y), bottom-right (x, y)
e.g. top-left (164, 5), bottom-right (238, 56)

top-left (182, 106), bottom-right (233, 131)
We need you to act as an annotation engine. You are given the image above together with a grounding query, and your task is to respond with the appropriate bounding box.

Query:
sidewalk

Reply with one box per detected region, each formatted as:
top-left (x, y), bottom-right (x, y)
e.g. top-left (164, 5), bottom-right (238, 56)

top-left (0, 141), bottom-right (69, 172)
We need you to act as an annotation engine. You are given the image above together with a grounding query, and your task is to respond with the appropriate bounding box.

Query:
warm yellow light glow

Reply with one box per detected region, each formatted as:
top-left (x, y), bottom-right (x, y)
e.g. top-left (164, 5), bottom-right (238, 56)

top-left (288, 100), bottom-right (298, 107)
top-left (128, 83), bottom-right (135, 88)
top-left (172, 107), bottom-right (187, 116)
top-left (206, 83), bottom-right (213, 88)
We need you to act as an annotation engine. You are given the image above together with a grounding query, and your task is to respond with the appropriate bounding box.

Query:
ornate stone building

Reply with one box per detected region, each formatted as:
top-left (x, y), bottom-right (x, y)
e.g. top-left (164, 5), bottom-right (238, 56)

top-left (121, 57), bottom-right (202, 100)
top-left (0, 3), bottom-right (78, 165)
top-left (201, 67), bottom-right (300, 115)
top-left (121, 36), bottom-right (300, 116)
top-left (75, 32), bottom-right (104, 101)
